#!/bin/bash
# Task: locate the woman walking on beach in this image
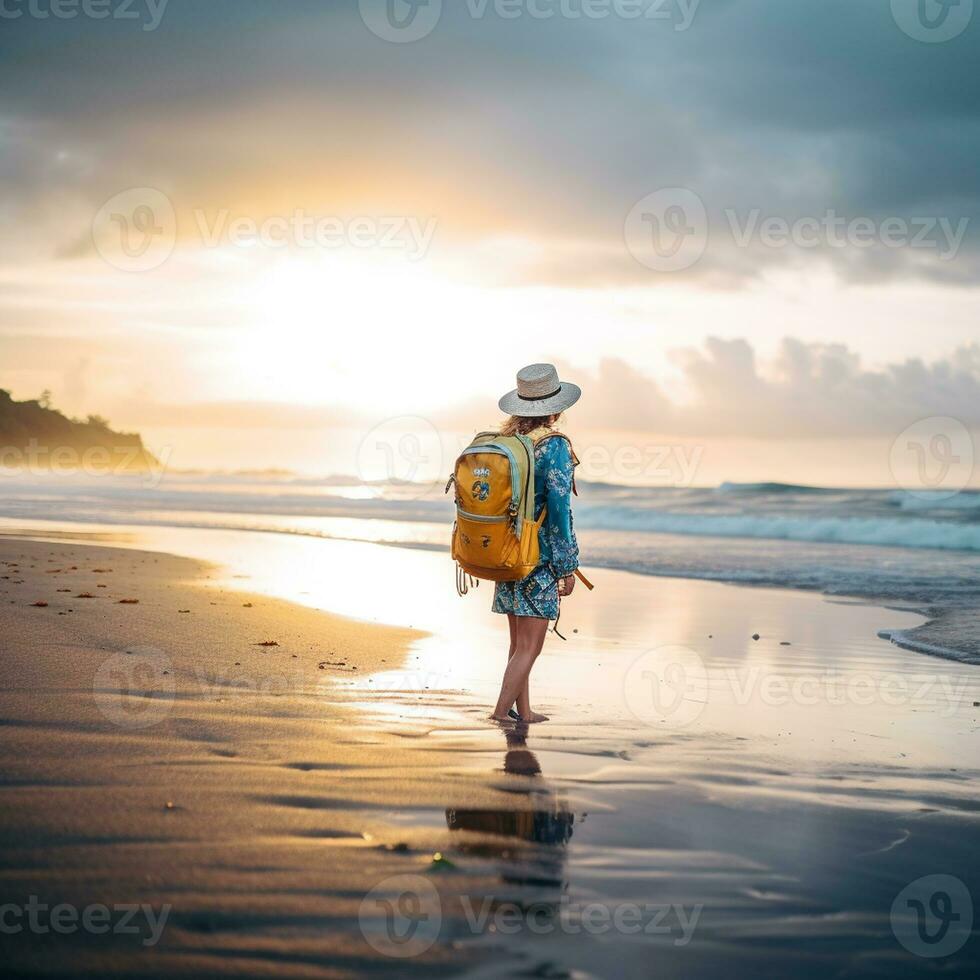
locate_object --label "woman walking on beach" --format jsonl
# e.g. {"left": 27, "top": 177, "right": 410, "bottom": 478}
{"left": 489, "top": 364, "right": 583, "bottom": 724}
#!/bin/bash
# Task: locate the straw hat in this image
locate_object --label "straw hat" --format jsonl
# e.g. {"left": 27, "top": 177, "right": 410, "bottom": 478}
{"left": 498, "top": 363, "right": 582, "bottom": 417}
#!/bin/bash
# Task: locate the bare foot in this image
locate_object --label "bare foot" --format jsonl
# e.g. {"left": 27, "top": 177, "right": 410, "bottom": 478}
{"left": 490, "top": 713, "right": 515, "bottom": 723}
{"left": 523, "top": 711, "right": 549, "bottom": 723}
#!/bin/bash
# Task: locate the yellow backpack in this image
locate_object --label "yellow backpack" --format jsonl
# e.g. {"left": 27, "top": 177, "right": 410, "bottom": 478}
{"left": 447, "top": 431, "right": 545, "bottom": 593}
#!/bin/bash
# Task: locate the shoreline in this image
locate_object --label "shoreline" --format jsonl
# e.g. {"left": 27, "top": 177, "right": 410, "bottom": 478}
{"left": 1, "top": 512, "right": 977, "bottom": 666}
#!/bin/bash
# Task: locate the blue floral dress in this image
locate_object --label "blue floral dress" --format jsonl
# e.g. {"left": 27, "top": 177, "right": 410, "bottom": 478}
{"left": 492, "top": 434, "right": 580, "bottom": 621}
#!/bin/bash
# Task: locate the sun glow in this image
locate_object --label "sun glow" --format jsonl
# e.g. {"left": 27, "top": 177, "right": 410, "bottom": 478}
{"left": 231, "top": 249, "right": 486, "bottom": 411}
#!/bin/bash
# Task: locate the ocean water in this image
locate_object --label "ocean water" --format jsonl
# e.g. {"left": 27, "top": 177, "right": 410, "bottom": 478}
{"left": 1, "top": 471, "right": 977, "bottom": 661}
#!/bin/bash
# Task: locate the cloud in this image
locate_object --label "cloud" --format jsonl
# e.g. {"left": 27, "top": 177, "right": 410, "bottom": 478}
{"left": 560, "top": 339, "right": 980, "bottom": 438}
{"left": 1, "top": 1, "right": 977, "bottom": 287}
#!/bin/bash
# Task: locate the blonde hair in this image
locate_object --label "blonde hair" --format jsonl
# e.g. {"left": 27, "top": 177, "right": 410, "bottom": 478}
{"left": 499, "top": 413, "right": 561, "bottom": 437}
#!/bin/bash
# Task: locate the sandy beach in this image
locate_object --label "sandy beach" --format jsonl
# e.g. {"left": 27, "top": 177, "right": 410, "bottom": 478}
{"left": 0, "top": 537, "right": 479, "bottom": 977}
{"left": 0, "top": 529, "right": 977, "bottom": 978}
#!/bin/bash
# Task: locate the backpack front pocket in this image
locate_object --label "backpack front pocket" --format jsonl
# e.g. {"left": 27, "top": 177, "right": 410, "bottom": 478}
{"left": 453, "top": 511, "right": 518, "bottom": 569}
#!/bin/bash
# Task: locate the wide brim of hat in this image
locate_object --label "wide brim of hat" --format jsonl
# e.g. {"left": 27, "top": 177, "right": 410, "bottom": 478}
{"left": 498, "top": 381, "right": 581, "bottom": 418}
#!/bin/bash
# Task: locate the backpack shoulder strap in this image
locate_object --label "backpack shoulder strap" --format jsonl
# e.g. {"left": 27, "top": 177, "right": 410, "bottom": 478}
{"left": 532, "top": 432, "right": 580, "bottom": 494}
{"left": 533, "top": 431, "right": 580, "bottom": 465}
{"left": 470, "top": 430, "right": 500, "bottom": 446}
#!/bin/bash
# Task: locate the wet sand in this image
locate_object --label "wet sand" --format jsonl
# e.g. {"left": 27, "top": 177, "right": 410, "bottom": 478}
{"left": 0, "top": 534, "right": 978, "bottom": 978}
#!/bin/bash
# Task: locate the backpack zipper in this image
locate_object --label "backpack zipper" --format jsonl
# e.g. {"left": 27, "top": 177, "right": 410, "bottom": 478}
{"left": 457, "top": 508, "right": 508, "bottom": 523}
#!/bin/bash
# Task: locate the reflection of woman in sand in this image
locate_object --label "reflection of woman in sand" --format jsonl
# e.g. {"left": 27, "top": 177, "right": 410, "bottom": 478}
{"left": 490, "top": 365, "right": 582, "bottom": 724}
{"left": 447, "top": 726, "right": 574, "bottom": 888}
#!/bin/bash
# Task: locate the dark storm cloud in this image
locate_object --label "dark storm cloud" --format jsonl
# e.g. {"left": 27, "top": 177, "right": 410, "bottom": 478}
{"left": 1, "top": 0, "right": 978, "bottom": 284}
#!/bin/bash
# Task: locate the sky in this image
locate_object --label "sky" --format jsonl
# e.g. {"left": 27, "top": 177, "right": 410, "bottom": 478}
{"left": 0, "top": 0, "right": 978, "bottom": 484}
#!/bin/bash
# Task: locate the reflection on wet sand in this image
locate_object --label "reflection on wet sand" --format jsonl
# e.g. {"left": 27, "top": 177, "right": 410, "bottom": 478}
{"left": 446, "top": 726, "right": 574, "bottom": 888}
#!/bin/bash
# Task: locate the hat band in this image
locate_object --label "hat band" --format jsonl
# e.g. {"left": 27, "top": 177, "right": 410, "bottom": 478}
{"left": 518, "top": 384, "right": 562, "bottom": 402}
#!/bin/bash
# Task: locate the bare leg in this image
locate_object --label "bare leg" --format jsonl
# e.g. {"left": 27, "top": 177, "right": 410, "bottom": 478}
{"left": 512, "top": 616, "right": 549, "bottom": 722}
{"left": 492, "top": 616, "right": 550, "bottom": 722}
{"left": 505, "top": 614, "right": 531, "bottom": 718}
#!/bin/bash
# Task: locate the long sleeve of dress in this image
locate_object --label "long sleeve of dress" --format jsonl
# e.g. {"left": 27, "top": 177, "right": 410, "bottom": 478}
{"left": 540, "top": 437, "right": 579, "bottom": 578}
